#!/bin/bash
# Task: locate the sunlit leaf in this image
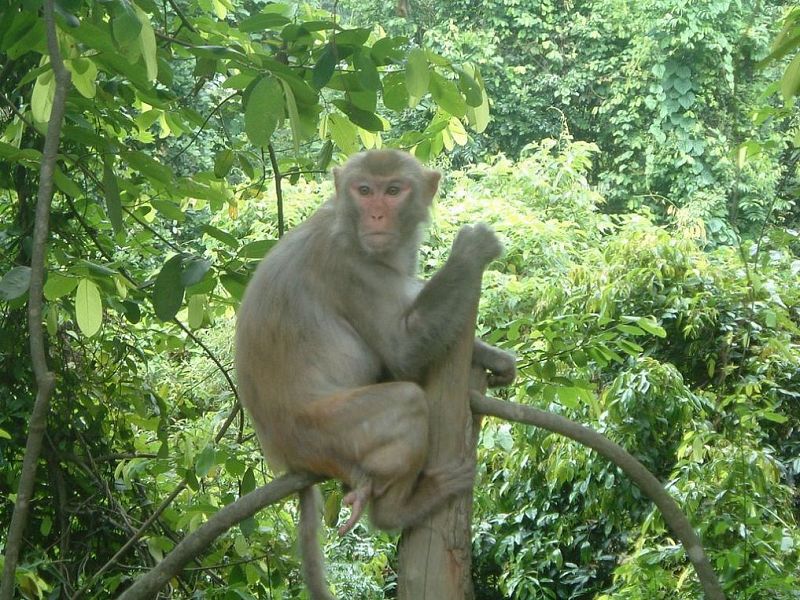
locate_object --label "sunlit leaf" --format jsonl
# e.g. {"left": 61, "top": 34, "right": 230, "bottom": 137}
{"left": 75, "top": 279, "right": 102, "bottom": 337}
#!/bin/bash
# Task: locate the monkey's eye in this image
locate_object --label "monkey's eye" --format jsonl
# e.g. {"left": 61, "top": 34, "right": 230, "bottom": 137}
{"left": 386, "top": 185, "right": 401, "bottom": 196}
{"left": 358, "top": 185, "right": 371, "bottom": 196}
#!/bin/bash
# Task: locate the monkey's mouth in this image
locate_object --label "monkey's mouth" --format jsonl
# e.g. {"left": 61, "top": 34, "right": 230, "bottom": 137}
{"left": 361, "top": 232, "right": 395, "bottom": 251}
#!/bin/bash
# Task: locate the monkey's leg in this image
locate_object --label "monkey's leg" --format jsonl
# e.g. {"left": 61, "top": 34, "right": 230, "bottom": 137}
{"left": 295, "top": 382, "right": 431, "bottom": 530}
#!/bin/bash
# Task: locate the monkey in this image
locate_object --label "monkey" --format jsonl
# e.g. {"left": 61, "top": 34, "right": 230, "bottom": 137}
{"left": 235, "top": 149, "right": 516, "bottom": 599}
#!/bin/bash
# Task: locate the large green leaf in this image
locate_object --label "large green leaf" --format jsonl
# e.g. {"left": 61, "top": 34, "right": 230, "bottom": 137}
{"left": 75, "top": 279, "right": 102, "bottom": 337}
{"left": 312, "top": 43, "right": 338, "bottom": 89}
{"left": 0, "top": 266, "right": 31, "bottom": 301}
{"left": 429, "top": 72, "right": 467, "bottom": 117}
{"left": 332, "top": 100, "right": 384, "bottom": 132}
{"left": 244, "top": 76, "right": 282, "bottom": 147}
{"left": 405, "top": 48, "right": 429, "bottom": 104}
{"left": 152, "top": 255, "right": 185, "bottom": 321}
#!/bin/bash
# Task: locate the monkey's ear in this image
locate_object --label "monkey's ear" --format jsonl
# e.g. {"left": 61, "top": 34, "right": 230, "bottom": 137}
{"left": 423, "top": 169, "right": 441, "bottom": 204}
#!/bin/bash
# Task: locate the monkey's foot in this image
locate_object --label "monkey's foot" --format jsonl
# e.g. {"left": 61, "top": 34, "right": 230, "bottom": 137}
{"left": 338, "top": 485, "right": 370, "bottom": 536}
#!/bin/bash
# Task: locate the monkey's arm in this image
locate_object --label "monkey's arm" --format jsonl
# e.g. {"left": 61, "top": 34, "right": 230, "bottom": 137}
{"left": 384, "top": 224, "right": 502, "bottom": 380}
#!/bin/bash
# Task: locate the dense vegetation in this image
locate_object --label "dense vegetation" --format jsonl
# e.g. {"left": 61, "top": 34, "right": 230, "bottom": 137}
{"left": 1, "top": 0, "right": 798, "bottom": 598}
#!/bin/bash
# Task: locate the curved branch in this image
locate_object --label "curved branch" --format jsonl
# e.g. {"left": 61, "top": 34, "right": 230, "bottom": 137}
{"left": 116, "top": 473, "right": 321, "bottom": 600}
{"left": 0, "top": 2, "right": 71, "bottom": 598}
{"left": 471, "top": 394, "right": 726, "bottom": 600}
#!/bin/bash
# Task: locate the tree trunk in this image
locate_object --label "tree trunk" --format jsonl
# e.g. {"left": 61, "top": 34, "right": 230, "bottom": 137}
{"left": 396, "top": 304, "right": 485, "bottom": 599}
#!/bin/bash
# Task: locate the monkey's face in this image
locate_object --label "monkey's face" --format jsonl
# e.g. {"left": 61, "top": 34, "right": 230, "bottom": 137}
{"left": 349, "top": 177, "right": 413, "bottom": 253}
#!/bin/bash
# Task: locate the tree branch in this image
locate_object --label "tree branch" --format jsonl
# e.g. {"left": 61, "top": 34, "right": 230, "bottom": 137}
{"left": 116, "top": 473, "right": 321, "bottom": 600}
{"left": 0, "top": 2, "right": 71, "bottom": 598}
{"left": 471, "top": 394, "right": 726, "bottom": 600}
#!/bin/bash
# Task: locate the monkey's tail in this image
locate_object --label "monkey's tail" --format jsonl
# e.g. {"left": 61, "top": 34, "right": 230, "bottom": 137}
{"left": 299, "top": 485, "right": 335, "bottom": 600}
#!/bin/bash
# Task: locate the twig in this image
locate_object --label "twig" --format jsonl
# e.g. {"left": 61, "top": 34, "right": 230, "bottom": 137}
{"left": 116, "top": 473, "right": 321, "bottom": 600}
{"left": 165, "top": 0, "right": 197, "bottom": 33}
{"left": 267, "top": 143, "right": 285, "bottom": 237}
{"left": 471, "top": 394, "right": 726, "bottom": 600}
{"left": 0, "top": 3, "right": 71, "bottom": 598}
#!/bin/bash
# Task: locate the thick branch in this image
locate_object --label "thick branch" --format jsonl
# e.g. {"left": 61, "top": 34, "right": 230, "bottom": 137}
{"left": 0, "top": 3, "right": 71, "bottom": 598}
{"left": 116, "top": 473, "right": 320, "bottom": 600}
{"left": 471, "top": 394, "right": 726, "bottom": 600}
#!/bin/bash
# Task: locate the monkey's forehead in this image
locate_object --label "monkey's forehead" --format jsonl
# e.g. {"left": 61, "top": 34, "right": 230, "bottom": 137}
{"left": 345, "top": 149, "right": 426, "bottom": 176}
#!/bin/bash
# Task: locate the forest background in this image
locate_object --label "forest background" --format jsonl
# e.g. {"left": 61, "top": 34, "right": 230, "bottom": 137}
{"left": 1, "top": 0, "right": 799, "bottom": 598}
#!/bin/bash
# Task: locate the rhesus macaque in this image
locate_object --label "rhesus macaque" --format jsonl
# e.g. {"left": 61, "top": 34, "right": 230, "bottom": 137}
{"left": 235, "top": 149, "right": 515, "bottom": 599}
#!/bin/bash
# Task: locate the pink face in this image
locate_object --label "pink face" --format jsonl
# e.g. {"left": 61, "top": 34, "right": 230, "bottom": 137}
{"left": 350, "top": 178, "right": 412, "bottom": 251}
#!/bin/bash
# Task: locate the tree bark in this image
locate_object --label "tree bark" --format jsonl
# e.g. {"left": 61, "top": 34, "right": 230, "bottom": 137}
{"left": 396, "top": 304, "right": 482, "bottom": 599}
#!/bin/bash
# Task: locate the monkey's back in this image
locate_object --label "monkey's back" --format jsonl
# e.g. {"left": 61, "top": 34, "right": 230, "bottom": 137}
{"left": 235, "top": 205, "right": 382, "bottom": 469}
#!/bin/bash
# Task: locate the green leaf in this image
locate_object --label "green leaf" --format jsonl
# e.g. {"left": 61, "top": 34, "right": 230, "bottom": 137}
{"left": 112, "top": 1, "right": 142, "bottom": 49}
{"left": 75, "top": 279, "right": 102, "bottom": 337}
{"left": 334, "top": 28, "right": 371, "bottom": 47}
{"left": 316, "top": 139, "right": 334, "bottom": 171}
{"left": 354, "top": 51, "right": 380, "bottom": 90}
{"left": 151, "top": 200, "right": 185, "bottom": 222}
{"left": 31, "top": 68, "right": 55, "bottom": 124}
{"left": 239, "top": 13, "right": 291, "bottom": 33}
{"left": 187, "top": 294, "right": 205, "bottom": 329}
{"left": 244, "top": 76, "right": 282, "bottom": 147}
{"left": 781, "top": 53, "right": 800, "bottom": 99}
{"left": 202, "top": 225, "right": 239, "bottom": 248}
{"left": 616, "top": 324, "right": 646, "bottom": 336}
{"left": 635, "top": 317, "right": 667, "bottom": 338}
{"left": 122, "top": 150, "right": 174, "bottom": 185}
{"left": 213, "top": 149, "right": 235, "bottom": 178}
{"left": 239, "top": 239, "right": 277, "bottom": 259}
{"left": 280, "top": 79, "right": 302, "bottom": 153}
{"left": 152, "top": 255, "right": 185, "bottom": 321}
{"left": 44, "top": 273, "right": 79, "bottom": 300}
{"left": 456, "top": 67, "right": 483, "bottom": 107}
{"left": 65, "top": 57, "right": 98, "bottom": 99}
{"left": 195, "top": 446, "right": 217, "bottom": 478}
{"left": 429, "top": 72, "right": 467, "bottom": 117}
{"left": 760, "top": 411, "right": 788, "bottom": 424}
{"left": 0, "top": 266, "right": 31, "bottom": 301}
{"left": 312, "top": 43, "right": 338, "bottom": 89}
{"left": 134, "top": 5, "right": 157, "bottom": 81}
{"left": 241, "top": 468, "right": 256, "bottom": 495}
{"left": 333, "top": 100, "right": 384, "bottom": 132}
{"left": 382, "top": 71, "right": 409, "bottom": 111}
{"left": 370, "top": 36, "right": 407, "bottom": 65}
{"left": 405, "top": 48, "right": 429, "bottom": 104}
{"left": 0, "top": 428, "right": 11, "bottom": 440}
{"left": 324, "top": 490, "right": 342, "bottom": 528}
{"left": 102, "top": 155, "right": 124, "bottom": 235}
{"left": 180, "top": 256, "right": 212, "bottom": 286}
{"left": 327, "top": 113, "right": 359, "bottom": 154}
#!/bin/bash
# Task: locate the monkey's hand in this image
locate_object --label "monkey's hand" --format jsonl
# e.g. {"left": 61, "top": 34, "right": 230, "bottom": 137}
{"left": 451, "top": 223, "right": 503, "bottom": 268}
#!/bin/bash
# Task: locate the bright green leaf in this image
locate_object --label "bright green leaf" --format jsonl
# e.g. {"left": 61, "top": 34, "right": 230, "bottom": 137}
{"left": 405, "top": 48, "right": 429, "bottom": 104}
{"left": 75, "top": 279, "right": 102, "bottom": 337}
